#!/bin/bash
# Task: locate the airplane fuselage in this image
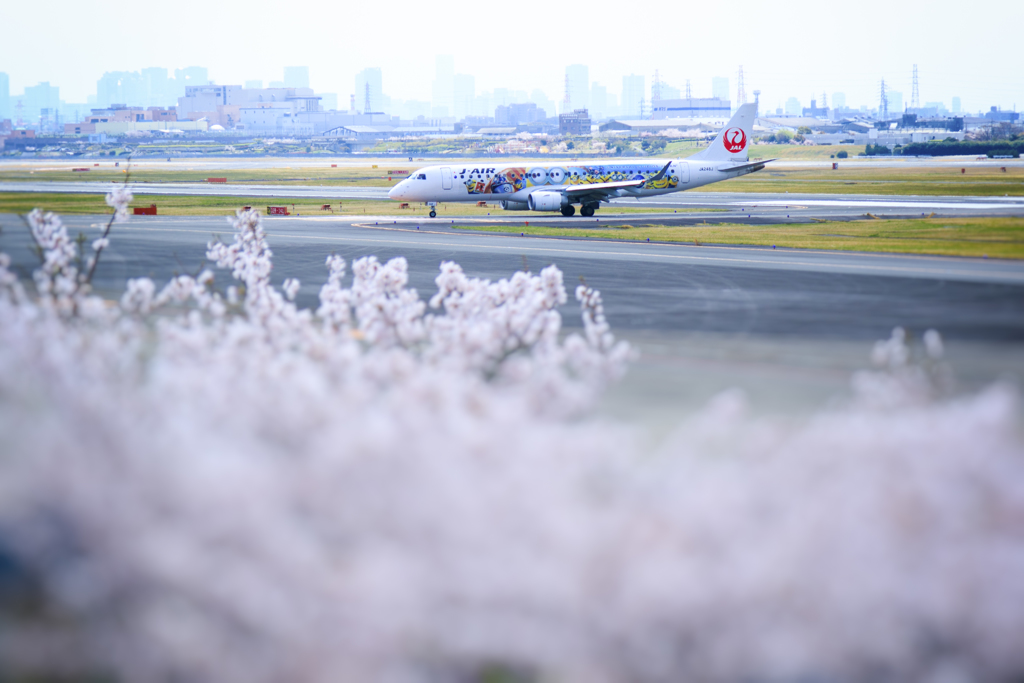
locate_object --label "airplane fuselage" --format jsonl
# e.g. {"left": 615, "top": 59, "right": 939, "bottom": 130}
{"left": 389, "top": 104, "right": 765, "bottom": 215}
{"left": 388, "top": 158, "right": 756, "bottom": 207}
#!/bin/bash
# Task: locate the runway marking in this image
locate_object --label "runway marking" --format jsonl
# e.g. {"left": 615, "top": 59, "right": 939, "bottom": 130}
{"left": 105, "top": 221, "right": 1024, "bottom": 284}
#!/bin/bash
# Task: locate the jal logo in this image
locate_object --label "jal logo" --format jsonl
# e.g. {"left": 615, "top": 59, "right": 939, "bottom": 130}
{"left": 722, "top": 128, "right": 746, "bottom": 153}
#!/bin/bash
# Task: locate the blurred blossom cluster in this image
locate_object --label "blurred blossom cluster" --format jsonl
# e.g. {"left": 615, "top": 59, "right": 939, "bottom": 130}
{"left": 0, "top": 207, "right": 1023, "bottom": 682}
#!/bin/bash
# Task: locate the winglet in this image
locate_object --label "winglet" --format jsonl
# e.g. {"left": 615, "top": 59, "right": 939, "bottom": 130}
{"left": 650, "top": 160, "right": 673, "bottom": 181}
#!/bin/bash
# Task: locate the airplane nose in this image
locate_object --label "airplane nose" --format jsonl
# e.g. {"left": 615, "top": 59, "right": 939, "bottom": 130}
{"left": 388, "top": 185, "right": 399, "bottom": 199}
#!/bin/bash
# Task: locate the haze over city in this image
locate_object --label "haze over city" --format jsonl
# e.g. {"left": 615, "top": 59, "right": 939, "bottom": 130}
{"left": 1, "top": 0, "right": 1021, "bottom": 116}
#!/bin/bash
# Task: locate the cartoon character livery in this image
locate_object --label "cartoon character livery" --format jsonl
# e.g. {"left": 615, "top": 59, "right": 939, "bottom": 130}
{"left": 389, "top": 103, "right": 768, "bottom": 218}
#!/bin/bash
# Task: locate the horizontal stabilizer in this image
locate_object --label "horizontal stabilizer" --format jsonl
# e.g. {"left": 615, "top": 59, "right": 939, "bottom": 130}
{"left": 717, "top": 159, "right": 775, "bottom": 174}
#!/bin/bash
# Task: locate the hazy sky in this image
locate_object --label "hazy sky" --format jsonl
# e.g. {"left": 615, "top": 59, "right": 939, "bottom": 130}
{"left": 2, "top": 0, "right": 1021, "bottom": 113}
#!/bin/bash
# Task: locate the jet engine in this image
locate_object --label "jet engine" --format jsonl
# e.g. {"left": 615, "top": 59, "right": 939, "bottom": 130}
{"left": 527, "top": 191, "right": 566, "bottom": 212}
{"left": 500, "top": 200, "right": 529, "bottom": 211}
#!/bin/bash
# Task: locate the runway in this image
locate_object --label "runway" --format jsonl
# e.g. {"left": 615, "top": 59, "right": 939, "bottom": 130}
{"left": 3, "top": 181, "right": 1023, "bottom": 224}
{"left": 0, "top": 180, "right": 390, "bottom": 201}
{"left": 3, "top": 213, "right": 1022, "bottom": 342}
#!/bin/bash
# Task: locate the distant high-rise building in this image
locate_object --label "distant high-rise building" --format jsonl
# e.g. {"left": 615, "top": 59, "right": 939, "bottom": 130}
{"left": 565, "top": 64, "right": 589, "bottom": 112}
{"left": 284, "top": 66, "right": 310, "bottom": 89}
{"left": 887, "top": 90, "right": 903, "bottom": 114}
{"left": 462, "top": 90, "right": 488, "bottom": 119}
{"left": 785, "top": 97, "right": 801, "bottom": 116}
{"left": 0, "top": 72, "right": 9, "bottom": 120}
{"left": 355, "top": 67, "right": 383, "bottom": 112}
{"left": 621, "top": 74, "right": 645, "bottom": 118}
{"left": 432, "top": 54, "right": 454, "bottom": 118}
{"left": 590, "top": 82, "right": 608, "bottom": 120}
{"left": 23, "top": 82, "right": 61, "bottom": 124}
{"left": 245, "top": 80, "right": 263, "bottom": 90}
{"left": 97, "top": 71, "right": 146, "bottom": 107}
{"left": 832, "top": 92, "right": 846, "bottom": 110}
{"left": 453, "top": 73, "right": 475, "bottom": 120}
{"left": 952, "top": 96, "right": 961, "bottom": 113}
{"left": 712, "top": 76, "right": 729, "bottom": 101}
{"left": 495, "top": 102, "right": 546, "bottom": 126}
{"left": 269, "top": 81, "right": 285, "bottom": 89}
{"left": 139, "top": 67, "right": 171, "bottom": 106}
{"left": 530, "top": 89, "right": 555, "bottom": 120}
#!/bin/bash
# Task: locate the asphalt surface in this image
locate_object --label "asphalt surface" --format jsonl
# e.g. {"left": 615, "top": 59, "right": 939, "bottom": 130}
{"left": 3, "top": 213, "right": 1022, "bottom": 342}
{"left": 3, "top": 181, "right": 1023, "bottom": 225}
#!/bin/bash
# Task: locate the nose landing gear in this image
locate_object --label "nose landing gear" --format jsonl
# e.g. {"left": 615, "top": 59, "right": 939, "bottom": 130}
{"left": 429, "top": 209, "right": 437, "bottom": 218}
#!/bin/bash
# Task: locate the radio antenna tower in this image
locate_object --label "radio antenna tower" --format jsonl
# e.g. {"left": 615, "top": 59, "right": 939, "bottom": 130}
{"left": 737, "top": 65, "right": 746, "bottom": 105}
{"left": 911, "top": 64, "right": 920, "bottom": 109}
{"left": 652, "top": 69, "right": 662, "bottom": 103}
{"left": 879, "top": 79, "right": 888, "bottom": 120}
{"left": 685, "top": 79, "right": 692, "bottom": 99}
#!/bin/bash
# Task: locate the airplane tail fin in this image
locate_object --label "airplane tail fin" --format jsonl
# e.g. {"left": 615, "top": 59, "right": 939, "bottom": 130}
{"left": 691, "top": 102, "right": 757, "bottom": 162}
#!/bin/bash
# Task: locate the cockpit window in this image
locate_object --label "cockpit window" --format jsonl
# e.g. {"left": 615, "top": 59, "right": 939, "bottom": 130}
{"left": 415, "top": 173, "right": 427, "bottom": 180}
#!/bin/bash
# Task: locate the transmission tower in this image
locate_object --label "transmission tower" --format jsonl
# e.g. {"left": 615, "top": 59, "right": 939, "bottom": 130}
{"left": 911, "top": 64, "right": 920, "bottom": 109}
{"left": 821, "top": 91, "right": 828, "bottom": 109}
{"left": 364, "top": 82, "right": 371, "bottom": 113}
{"left": 563, "top": 74, "right": 571, "bottom": 109}
{"left": 14, "top": 99, "right": 24, "bottom": 126}
{"left": 685, "top": 79, "right": 692, "bottom": 99}
{"left": 879, "top": 79, "right": 888, "bottom": 120}
{"left": 737, "top": 65, "right": 746, "bottom": 105}
{"left": 652, "top": 69, "right": 662, "bottom": 103}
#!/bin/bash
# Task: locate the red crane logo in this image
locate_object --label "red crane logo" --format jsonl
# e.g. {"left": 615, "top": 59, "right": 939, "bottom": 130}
{"left": 722, "top": 127, "right": 747, "bottom": 153}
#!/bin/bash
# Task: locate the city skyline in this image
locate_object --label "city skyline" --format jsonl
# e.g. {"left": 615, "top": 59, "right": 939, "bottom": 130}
{"left": 0, "top": 59, "right": 1007, "bottom": 126}
{"left": 0, "top": 0, "right": 1020, "bottom": 116}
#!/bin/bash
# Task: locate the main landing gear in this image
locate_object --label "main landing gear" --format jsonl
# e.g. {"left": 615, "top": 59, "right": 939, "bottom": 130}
{"left": 563, "top": 203, "right": 598, "bottom": 217}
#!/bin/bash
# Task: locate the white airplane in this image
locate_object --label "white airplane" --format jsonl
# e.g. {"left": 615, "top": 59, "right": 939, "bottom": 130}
{"left": 388, "top": 103, "right": 769, "bottom": 217}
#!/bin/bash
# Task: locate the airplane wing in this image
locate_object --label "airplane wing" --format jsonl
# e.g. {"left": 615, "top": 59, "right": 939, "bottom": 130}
{"left": 565, "top": 160, "right": 675, "bottom": 201}
{"left": 565, "top": 178, "right": 646, "bottom": 197}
